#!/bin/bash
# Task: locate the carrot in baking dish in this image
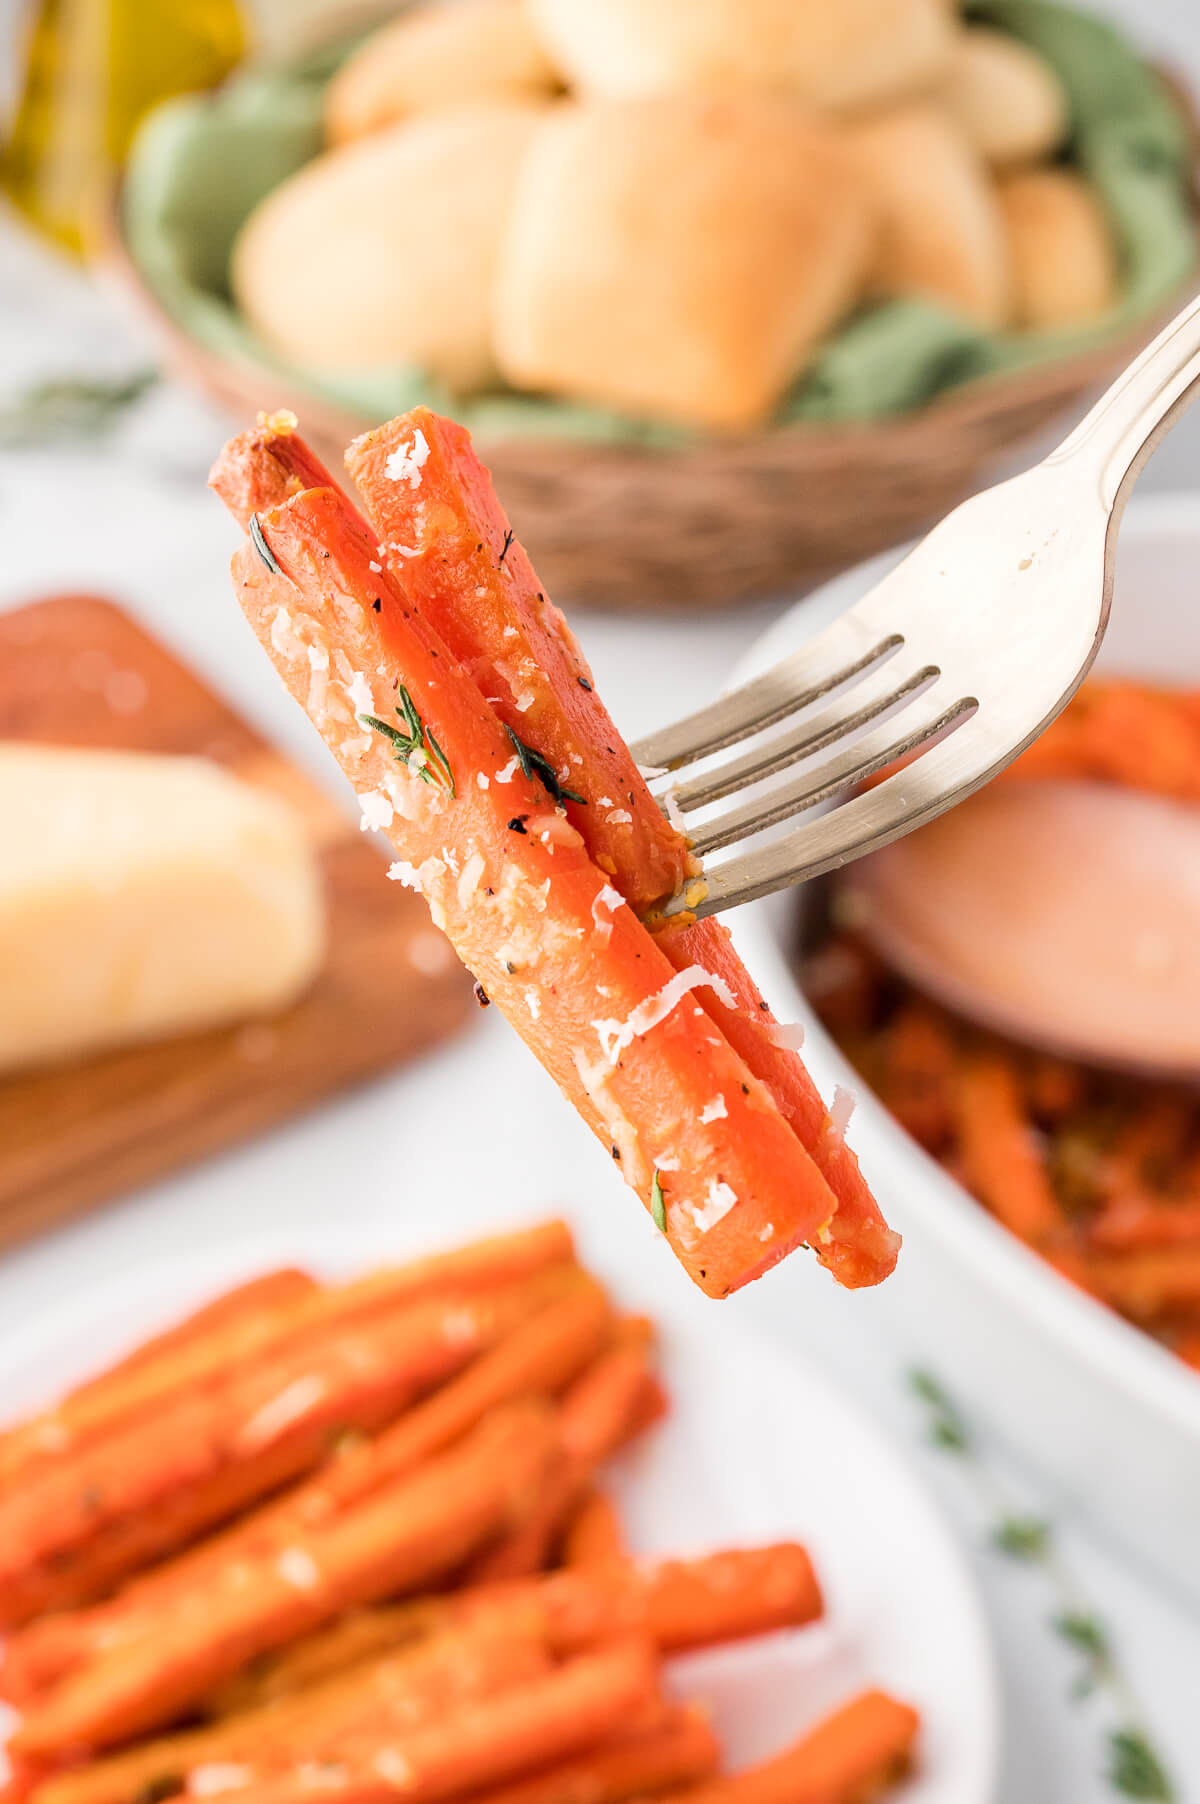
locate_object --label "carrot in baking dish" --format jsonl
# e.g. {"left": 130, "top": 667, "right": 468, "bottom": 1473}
{"left": 345, "top": 410, "right": 897, "bottom": 1289}
{"left": 210, "top": 426, "right": 868, "bottom": 1300}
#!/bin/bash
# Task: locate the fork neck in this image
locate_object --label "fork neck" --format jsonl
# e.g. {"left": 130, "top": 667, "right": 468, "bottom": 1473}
{"left": 1046, "top": 289, "right": 1200, "bottom": 515}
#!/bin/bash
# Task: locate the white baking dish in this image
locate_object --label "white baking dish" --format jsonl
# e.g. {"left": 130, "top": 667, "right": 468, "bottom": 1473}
{"left": 732, "top": 494, "right": 1200, "bottom": 1605}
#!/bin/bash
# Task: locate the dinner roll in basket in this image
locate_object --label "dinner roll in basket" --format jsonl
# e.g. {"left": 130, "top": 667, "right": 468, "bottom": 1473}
{"left": 998, "top": 168, "right": 1119, "bottom": 327}
{"left": 848, "top": 101, "right": 1013, "bottom": 327}
{"left": 527, "top": 0, "right": 957, "bottom": 111}
{"left": 942, "top": 25, "right": 1070, "bottom": 168}
{"left": 325, "top": 0, "right": 559, "bottom": 145}
{"left": 233, "top": 103, "right": 545, "bottom": 391}
{"left": 492, "top": 93, "right": 875, "bottom": 431}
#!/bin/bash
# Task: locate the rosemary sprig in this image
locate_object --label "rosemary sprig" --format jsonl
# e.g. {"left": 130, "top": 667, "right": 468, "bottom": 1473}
{"left": 363, "top": 687, "right": 455, "bottom": 796}
{"left": 650, "top": 1172, "right": 667, "bottom": 1233}
{"left": 908, "top": 1367, "right": 1176, "bottom": 1801}
{"left": 249, "top": 513, "right": 284, "bottom": 576}
{"left": 992, "top": 1515, "right": 1052, "bottom": 1561}
{"left": 0, "top": 368, "right": 158, "bottom": 447}
{"left": 1109, "top": 1729, "right": 1175, "bottom": 1800}
{"left": 504, "top": 725, "right": 586, "bottom": 807}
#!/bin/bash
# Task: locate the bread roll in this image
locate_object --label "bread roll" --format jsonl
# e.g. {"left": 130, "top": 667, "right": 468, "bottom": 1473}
{"left": 233, "top": 104, "right": 544, "bottom": 391}
{"left": 492, "top": 93, "right": 874, "bottom": 430}
{"left": 0, "top": 746, "right": 323, "bottom": 1074}
{"left": 847, "top": 102, "right": 1012, "bottom": 326}
{"left": 326, "top": 0, "right": 559, "bottom": 145}
{"left": 942, "top": 26, "right": 1069, "bottom": 167}
{"left": 527, "top": 0, "right": 956, "bottom": 112}
{"left": 998, "top": 168, "right": 1118, "bottom": 328}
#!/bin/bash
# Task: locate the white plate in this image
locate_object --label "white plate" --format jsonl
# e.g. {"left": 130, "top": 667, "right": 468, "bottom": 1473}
{"left": 0, "top": 1217, "right": 997, "bottom": 1804}
{"left": 731, "top": 493, "right": 1200, "bottom": 1607}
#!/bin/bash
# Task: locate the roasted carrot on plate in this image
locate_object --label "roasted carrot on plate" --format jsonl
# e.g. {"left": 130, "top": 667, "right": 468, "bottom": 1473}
{"left": 209, "top": 412, "right": 897, "bottom": 1297}
{"left": 0, "top": 1229, "right": 918, "bottom": 1804}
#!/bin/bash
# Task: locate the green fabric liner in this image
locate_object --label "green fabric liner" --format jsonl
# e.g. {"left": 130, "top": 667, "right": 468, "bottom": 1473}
{"left": 122, "top": 0, "right": 1196, "bottom": 442}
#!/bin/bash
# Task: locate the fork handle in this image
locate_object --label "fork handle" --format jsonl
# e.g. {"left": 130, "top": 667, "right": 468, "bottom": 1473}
{"left": 1047, "top": 288, "right": 1200, "bottom": 512}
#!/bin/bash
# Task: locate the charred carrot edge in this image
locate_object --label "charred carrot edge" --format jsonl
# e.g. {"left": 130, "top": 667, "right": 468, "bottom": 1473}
{"left": 345, "top": 412, "right": 896, "bottom": 1292}
{"left": 11, "top": 1405, "right": 561, "bottom": 1757}
{"left": 953, "top": 1052, "right": 1065, "bottom": 1247}
{"left": 0, "top": 1224, "right": 573, "bottom": 1492}
{"left": 2, "top": 1282, "right": 609, "bottom": 1699}
{"left": 561, "top": 1491, "right": 627, "bottom": 1569}
{"left": 671, "top": 1689, "right": 919, "bottom": 1804}
{"left": 200, "top": 1640, "right": 661, "bottom": 1804}
{"left": 344, "top": 410, "right": 695, "bottom": 915}
{"left": 210, "top": 432, "right": 851, "bottom": 1299}
{"left": 0, "top": 1286, "right": 534, "bottom": 1614}
{"left": 432, "top": 1706, "right": 719, "bottom": 1804}
{"left": 26, "top": 1630, "right": 552, "bottom": 1804}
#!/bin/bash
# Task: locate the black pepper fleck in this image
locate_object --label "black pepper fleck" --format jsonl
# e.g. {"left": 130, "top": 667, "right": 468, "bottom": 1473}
{"left": 578, "top": 676, "right": 593, "bottom": 692}
{"left": 473, "top": 982, "right": 490, "bottom": 1008}
{"left": 611, "top": 1145, "right": 621, "bottom": 1161}
{"left": 371, "top": 599, "right": 381, "bottom": 612}
{"left": 507, "top": 816, "right": 528, "bottom": 834}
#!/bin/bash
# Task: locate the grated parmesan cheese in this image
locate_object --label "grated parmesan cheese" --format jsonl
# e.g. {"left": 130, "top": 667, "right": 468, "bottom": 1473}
{"left": 369, "top": 560, "right": 382, "bottom": 574}
{"left": 238, "top": 1375, "right": 327, "bottom": 1451}
{"left": 765, "top": 1020, "right": 806, "bottom": 1052}
{"left": 188, "top": 1766, "right": 253, "bottom": 1797}
{"left": 374, "top": 1751, "right": 413, "bottom": 1788}
{"left": 457, "top": 852, "right": 485, "bottom": 908}
{"left": 525, "top": 988, "right": 541, "bottom": 1021}
{"left": 606, "top": 809, "right": 633, "bottom": 826}
{"left": 593, "top": 966, "right": 738, "bottom": 1065}
{"left": 358, "top": 791, "right": 394, "bottom": 833}
{"left": 384, "top": 428, "right": 430, "bottom": 489}
{"left": 387, "top": 861, "right": 421, "bottom": 889}
{"left": 276, "top": 1547, "right": 321, "bottom": 1591}
{"left": 827, "top": 1085, "right": 856, "bottom": 1138}
{"left": 495, "top": 756, "right": 521, "bottom": 783}
{"left": 686, "top": 1179, "right": 738, "bottom": 1235}
{"left": 477, "top": 772, "right": 490, "bottom": 790}
{"left": 699, "top": 1094, "right": 727, "bottom": 1124}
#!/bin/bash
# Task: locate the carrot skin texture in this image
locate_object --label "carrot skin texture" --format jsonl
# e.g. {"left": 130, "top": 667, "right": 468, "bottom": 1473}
{"left": 346, "top": 410, "right": 693, "bottom": 913}
{"left": 218, "top": 473, "right": 839, "bottom": 1297}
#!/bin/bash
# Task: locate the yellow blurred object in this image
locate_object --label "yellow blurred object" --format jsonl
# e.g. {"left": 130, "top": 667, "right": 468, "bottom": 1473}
{"left": 1, "top": 0, "right": 246, "bottom": 255}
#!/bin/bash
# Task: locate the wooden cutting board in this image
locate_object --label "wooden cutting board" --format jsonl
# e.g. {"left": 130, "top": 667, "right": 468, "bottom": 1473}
{"left": 0, "top": 594, "right": 474, "bottom": 1252}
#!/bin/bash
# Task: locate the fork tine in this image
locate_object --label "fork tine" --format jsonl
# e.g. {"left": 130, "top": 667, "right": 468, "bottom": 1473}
{"left": 686, "top": 693, "right": 973, "bottom": 856}
{"left": 669, "top": 658, "right": 940, "bottom": 812}
{"left": 683, "top": 730, "right": 988, "bottom": 916}
{"left": 630, "top": 612, "right": 900, "bottom": 771}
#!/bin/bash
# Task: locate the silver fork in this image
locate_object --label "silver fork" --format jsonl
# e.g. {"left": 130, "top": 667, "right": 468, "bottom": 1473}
{"left": 633, "top": 291, "right": 1200, "bottom": 919}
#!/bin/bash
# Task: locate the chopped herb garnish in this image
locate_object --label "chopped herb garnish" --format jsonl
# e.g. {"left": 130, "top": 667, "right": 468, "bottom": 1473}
{"left": 508, "top": 816, "right": 528, "bottom": 834}
{"left": 249, "top": 512, "right": 284, "bottom": 576}
{"left": 650, "top": 1171, "right": 667, "bottom": 1232}
{"left": 908, "top": 1368, "right": 970, "bottom": 1453}
{"left": 498, "top": 528, "right": 514, "bottom": 567}
{"left": 362, "top": 686, "right": 455, "bottom": 795}
{"left": 1053, "top": 1611, "right": 1112, "bottom": 1697}
{"left": 504, "top": 725, "right": 586, "bottom": 806}
{"left": 1109, "top": 1729, "right": 1175, "bottom": 1800}
{"left": 993, "top": 1515, "right": 1052, "bottom": 1561}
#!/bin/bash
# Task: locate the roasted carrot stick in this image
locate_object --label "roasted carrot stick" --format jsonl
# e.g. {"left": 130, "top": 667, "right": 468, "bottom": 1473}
{"left": 670, "top": 1689, "right": 919, "bottom": 1804}
{"left": 466, "top": 1706, "right": 719, "bottom": 1804}
{"left": 198, "top": 1541, "right": 821, "bottom": 1728}
{"left": 0, "top": 1224, "right": 572, "bottom": 1491}
{"left": 11, "top": 1405, "right": 561, "bottom": 1756}
{"left": 1006, "top": 680, "right": 1200, "bottom": 800}
{"left": 27, "top": 1630, "right": 551, "bottom": 1804}
{"left": 201, "top": 1641, "right": 661, "bottom": 1804}
{"left": 3, "top": 1282, "right": 609, "bottom": 1699}
{"left": 210, "top": 433, "right": 854, "bottom": 1298}
{"left": 344, "top": 411, "right": 695, "bottom": 915}
{"left": 0, "top": 1287, "right": 526, "bottom": 1610}
{"left": 201, "top": 1605, "right": 438, "bottom": 1718}
{"left": 1079, "top": 1248, "right": 1200, "bottom": 1319}
{"left": 954, "top": 1051, "right": 1064, "bottom": 1246}
{"left": 561, "top": 1491, "right": 628, "bottom": 1569}
{"left": 345, "top": 411, "right": 896, "bottom": 1291}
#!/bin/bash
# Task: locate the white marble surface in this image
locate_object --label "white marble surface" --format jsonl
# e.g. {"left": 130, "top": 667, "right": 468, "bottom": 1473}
{"left": 2, "top": 6, "right": 1200, "bottom": 1783}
